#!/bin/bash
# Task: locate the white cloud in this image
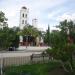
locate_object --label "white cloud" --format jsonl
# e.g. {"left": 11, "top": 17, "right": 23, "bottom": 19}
{"left": 57, "top": 13, "right": 75, "bottom": 21}
{"left": 48, "top": 9, "right": 63, "bottom": 19}
{"left": 0, "top": 0, "right": 68, "bottom": 30}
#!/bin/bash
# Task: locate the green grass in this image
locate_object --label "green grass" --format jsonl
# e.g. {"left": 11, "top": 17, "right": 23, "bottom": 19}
{"left": 4, "top": 61, "right": 60, "bottom": 75}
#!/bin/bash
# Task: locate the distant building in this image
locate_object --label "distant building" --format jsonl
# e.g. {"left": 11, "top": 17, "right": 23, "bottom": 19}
{"left": 52, "top": 30, "right": 59, "bottom": 33}
{"left": 32, "top": 18, "right": 38, "bottom": 28}
{"left": 32, "top": 19, "right": 44, "bottom": 46}
{"left": 19, "top": 6, "right": 44, "bottom": 46}
{"left": 38, "top": 28, "right": 43, "bottom": 31}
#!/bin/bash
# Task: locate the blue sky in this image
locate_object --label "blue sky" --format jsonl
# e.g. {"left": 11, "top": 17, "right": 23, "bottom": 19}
{"left": 0, "top": 0, "right": 75, "bottom": 31}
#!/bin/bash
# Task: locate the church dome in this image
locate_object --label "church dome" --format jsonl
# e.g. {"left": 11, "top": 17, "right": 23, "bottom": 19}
{"left": 22, "top": 6, "right": 27, "bottom": 9}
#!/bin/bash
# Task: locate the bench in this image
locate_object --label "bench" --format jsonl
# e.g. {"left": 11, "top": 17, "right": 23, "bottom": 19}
{"left": 30, "top": 53, "right": 51, "bottom": 63}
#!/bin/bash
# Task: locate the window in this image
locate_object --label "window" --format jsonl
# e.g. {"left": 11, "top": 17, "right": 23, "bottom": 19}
{"left": 22, "top": 13, "right": 24, "bottom": 17}
{"left": 25, "top": 20, "right": 27, "bottom": 24}
{"left": 25, "top": 14, "right": 27, "bottom": 18}
{"left": 22, "top": 20, "right": 24, "bottom": 24}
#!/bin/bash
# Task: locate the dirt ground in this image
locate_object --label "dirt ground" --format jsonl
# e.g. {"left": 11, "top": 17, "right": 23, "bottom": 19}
{"left": 49, "top": 67, "right": 66, "bottom": 75}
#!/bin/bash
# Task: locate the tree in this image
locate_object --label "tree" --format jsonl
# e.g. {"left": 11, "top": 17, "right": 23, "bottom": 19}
{"left": 11, "top": 27, "right": 20, "bottom": 48}
{"left": 57, "top": 20, "right": 75, "bottom": 43}
{"left": 19, "top": 25, "right": 41, "bottom": 46}
{"left": 46, "top": 20, "right": 75, "bottom": 73}
{"left": 0, "top": 26, "right": 19, "bottom": 50}
{"left": 0, "top": 11, "right": 19, "bottom": 50}
{"left": 0, "top": 11, "right": 8, "bottom": 28}
{"left": 44, "top": 25, "right": 50, "bottom": 46}
{"left": 0, "top": 11, "right": 7, "bottom": 22}
{"left": 0, "top": 27, "right": 19, "bottom": 50}
{"left": 22, "top": 25, "right": 39, "bottom": 37}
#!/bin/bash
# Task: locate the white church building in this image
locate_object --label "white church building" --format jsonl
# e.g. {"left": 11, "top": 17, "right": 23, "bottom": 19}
{"left": 19, "top": 6, "right": 44, "bottom": 46}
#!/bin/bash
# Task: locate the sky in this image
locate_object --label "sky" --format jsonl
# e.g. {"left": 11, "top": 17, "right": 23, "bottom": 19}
{"left": 0, "top": 0, "right": 75, "bottom": 31}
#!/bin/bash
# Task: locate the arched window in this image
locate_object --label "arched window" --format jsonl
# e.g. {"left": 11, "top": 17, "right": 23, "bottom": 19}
{"left": 22, "top": 20, "right": 24, "bottom": 24}
{"left": 25, "top": 14, "right": 27, "bottom": 18}
{"left": 22, "top": 13, "right": 24, "bottom": 17}
{"left": 25, "top": 20, "right": 27, "bottom": 24}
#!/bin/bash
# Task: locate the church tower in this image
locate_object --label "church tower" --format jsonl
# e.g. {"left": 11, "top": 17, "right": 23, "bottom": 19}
{"left": 19, "top": 6, "right": 28, "bottom": 46}
{"left": 32, "top": 18, "right": 38, "bottom": 28}
{"left": 19, "top": 6, "right": 28, "bottom": 30}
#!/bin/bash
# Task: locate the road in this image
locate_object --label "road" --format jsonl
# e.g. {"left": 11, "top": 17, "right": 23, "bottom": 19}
{"left": 0, "top": 46, "right": 50, "bottom": 58}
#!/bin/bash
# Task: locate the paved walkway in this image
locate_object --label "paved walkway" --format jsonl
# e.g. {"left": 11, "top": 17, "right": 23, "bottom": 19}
{"left": 0, "top": 51, "right": 42, "bottom": 58}
{"left": 17, "top": 46, "right": 50, "bottom": 51}
{"left": 0, "top": 46, "right": 50, "bottom": 57}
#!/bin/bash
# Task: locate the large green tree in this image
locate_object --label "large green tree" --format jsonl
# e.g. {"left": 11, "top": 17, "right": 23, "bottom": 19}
{"left": 0, "top": 11, "right": 19, "bottom": 50}
{"left": 22, "top": 25, "right": 40, "bottom": 37}
{"left": 47, "top": 20, "right": 75, "bottom": 73}
{"left": 0, "top": 27, "right": 19, "bottom": 50}
{"left": 57, "top": 20, "right": 75, "bottom": 43}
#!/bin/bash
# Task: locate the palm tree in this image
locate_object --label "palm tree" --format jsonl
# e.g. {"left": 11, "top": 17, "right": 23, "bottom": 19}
{"left": 21, "top": 25, "right": 40, "bottom": 46}
{"left": 22, "top": 25, "right": 39, "bottom": 37}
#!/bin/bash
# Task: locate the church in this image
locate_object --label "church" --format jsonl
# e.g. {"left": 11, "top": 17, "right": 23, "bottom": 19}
{"left": 19, "top": 6, "right": 44, "bottom": 46}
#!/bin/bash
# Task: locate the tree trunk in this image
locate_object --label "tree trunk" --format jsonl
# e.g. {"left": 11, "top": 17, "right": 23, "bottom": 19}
{"left": 69, "top": 53, "right": 73, "bottom": 72}
{"left": 60, "top": 61, "right": 69, "bottom": 72}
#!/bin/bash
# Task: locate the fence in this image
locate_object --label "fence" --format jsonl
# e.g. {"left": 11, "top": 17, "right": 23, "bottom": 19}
{"left": 0, "top": 53, "right": 51, "bottom": 75}
{"left": 0, "top": 54, "right": 50, "bottom": 67}
{"left": 1, "top": 56, "right": 30, "bottom": 67}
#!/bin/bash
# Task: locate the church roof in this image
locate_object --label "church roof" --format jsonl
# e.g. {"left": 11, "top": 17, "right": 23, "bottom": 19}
{"left": 22, "top": 6, "right": 27, "bottom": 9}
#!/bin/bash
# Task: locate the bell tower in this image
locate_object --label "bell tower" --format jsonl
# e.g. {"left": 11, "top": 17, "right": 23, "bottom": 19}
{"left": 32, "top": 18, "right": 38, "bottom": 28}
{"left": 19, "top": 6, "right": 28, "bottom": 46}
{"left": 19, "top": 6, "right": 28, "bottom": 30}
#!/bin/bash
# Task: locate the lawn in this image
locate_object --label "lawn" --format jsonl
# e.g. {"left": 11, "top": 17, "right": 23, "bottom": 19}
{"left": 4, "top": 60, "right": 75, "bottom": 75}
{"left": 4, "top": 61, "right": 61, "bottom": 75}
